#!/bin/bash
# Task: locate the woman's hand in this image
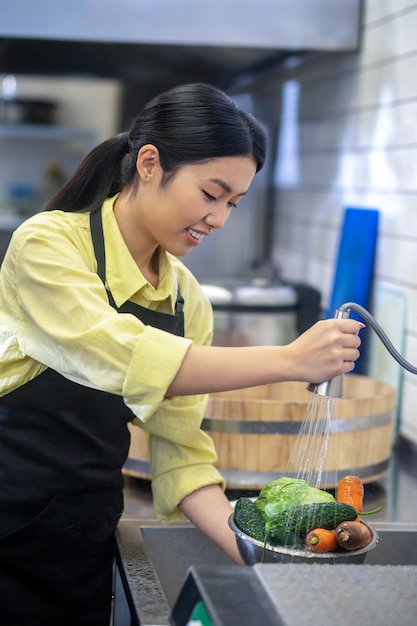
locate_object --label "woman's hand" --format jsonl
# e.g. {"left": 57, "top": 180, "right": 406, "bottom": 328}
{"left": 282, "top": 318, "right": 364, "bottom": 384}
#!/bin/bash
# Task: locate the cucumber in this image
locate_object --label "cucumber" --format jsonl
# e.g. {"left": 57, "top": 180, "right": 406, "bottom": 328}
{"left": 266, "top": 502, "right": 357, "bottom": 546}
{"left": 234, "top": 497, "right": 266, "bottom": 542}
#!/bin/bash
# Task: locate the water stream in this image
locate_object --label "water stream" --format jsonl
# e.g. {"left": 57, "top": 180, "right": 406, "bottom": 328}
{"left": 286, "top": 394, "right": 337, "bottom": 488}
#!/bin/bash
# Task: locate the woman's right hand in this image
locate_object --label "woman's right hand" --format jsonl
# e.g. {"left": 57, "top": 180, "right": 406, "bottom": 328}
{"left": 283, "top": 318, "right": 364, "bottom": 384}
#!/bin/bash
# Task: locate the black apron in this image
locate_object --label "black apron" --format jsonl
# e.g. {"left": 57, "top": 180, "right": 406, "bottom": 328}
{"left": 0, "top": 208, "right": 184, "bottom": 625}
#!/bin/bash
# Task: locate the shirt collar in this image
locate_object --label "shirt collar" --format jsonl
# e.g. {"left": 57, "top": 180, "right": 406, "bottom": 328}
{"left": 101, "top": 196, "right": 178, "bottom": 310}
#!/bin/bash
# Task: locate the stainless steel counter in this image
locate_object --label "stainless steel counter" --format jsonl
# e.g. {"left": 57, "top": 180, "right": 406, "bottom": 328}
{"left": 114, "top": 521, "right": 170, "bottom": 625}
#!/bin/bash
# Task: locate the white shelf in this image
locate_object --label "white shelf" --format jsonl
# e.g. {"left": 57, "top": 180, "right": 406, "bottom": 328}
{"left": 0, "top": 124, "right": 96, "bottom": 229}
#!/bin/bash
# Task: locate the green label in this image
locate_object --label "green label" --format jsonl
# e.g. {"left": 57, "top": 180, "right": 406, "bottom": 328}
{"left": 187, "top": 600, "right": 213, "bottom": 626}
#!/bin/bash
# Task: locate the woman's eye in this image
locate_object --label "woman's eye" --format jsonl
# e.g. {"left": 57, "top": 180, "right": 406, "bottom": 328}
{"left": 203, "top": 190, "right": 236, "bottom": 209}
{"left": 203, "top": 190, "right": 216, "bottom": 201}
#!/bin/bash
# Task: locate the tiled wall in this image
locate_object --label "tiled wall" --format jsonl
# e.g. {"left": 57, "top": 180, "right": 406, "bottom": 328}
{"left": 246, "top": 0, "right": 417, "bottom": 444}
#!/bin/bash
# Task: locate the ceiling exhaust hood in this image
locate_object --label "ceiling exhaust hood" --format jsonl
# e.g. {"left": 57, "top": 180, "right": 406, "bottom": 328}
{"left": 0, "top": 0, "right": 362, "bottom": 90}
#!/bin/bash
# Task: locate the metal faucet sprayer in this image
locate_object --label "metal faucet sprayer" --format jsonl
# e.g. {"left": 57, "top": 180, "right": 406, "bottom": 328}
{"left": 307, "top": 302, "right": 417, "bottom": 398}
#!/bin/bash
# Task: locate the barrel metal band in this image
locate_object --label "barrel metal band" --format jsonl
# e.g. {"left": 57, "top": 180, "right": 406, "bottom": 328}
{"left": 201, "top": 410, "right": 393, "bottom": 435}
{"left": 218, "top": 459, "right": 390, "bottom": 488}
{"left": 123, "top": 457, "right": 390, "bottom": 489}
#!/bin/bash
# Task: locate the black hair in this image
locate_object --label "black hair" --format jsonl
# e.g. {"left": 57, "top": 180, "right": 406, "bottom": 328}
{"left": 44, "top": 83, "right": 267, "bottom": 213}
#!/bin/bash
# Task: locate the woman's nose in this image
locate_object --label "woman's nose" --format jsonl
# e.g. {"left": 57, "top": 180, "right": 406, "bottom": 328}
{"left": 205, "top": 205, "right": 230, "bottom": 230}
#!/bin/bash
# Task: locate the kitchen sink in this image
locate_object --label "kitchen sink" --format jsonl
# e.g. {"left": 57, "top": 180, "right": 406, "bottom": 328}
{"left": 114, "top": 520, "right": 417, "bottom": 626}
{"left": 139, "top": 523, "right": 234, "bottom": 607}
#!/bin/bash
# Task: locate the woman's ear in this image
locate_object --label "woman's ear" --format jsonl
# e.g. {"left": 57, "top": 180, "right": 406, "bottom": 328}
{"left": 136, "top": 144, "right": 160, "bottom": 181}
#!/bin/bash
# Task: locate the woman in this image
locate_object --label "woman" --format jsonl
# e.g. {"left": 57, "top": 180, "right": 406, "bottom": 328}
{"left": 0, "top": 83, "right": 362, "bottom": 624}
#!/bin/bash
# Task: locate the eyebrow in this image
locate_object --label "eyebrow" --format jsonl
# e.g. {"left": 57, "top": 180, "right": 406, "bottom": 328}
{"left": 208, "top": 178, "right": 247, "bottom": 197}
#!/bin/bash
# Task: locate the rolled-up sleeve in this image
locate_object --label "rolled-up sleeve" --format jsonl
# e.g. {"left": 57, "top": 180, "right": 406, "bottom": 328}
{"left": 138, "top": 394, "right": 226, "bottom": 521}
{"left": 123, "top": 326, "right": 192, "bottom": 422}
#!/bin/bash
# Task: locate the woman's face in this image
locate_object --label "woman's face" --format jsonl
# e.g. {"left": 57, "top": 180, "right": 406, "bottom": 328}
{"left": 138, "top": 154, "right": 257, "bottom": 257}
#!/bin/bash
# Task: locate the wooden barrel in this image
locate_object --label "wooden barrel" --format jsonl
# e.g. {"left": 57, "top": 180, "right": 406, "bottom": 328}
{"left": 123, "top": 375, "right": 396, "bottom": 490}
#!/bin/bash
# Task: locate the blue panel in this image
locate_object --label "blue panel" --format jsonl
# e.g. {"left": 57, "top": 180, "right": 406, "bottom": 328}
{"left": 328, "top": 207, "right": 379, "bottom": 318}
{"left": 327, "top": 207, "right": 379, "bottom": 375}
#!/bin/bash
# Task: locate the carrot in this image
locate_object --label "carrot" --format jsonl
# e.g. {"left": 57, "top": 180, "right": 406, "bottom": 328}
{"left": 335, "top": 521, "right": 372, "bottom": 551}
{"left": 306, "top": 528, "right": 338, "bottom": 553}
{"left": 336, "top": 475, "right": 364, "bottom": 521}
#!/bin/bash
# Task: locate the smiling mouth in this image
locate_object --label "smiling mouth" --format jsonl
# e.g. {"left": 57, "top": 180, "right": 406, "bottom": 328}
{"left": 186, "top": 227, "right": 205, "bottom": 241}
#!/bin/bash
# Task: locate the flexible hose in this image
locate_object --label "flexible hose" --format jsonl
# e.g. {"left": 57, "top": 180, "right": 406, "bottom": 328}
{"left": 338, "top": 302, "right": 417, "bottom": 375}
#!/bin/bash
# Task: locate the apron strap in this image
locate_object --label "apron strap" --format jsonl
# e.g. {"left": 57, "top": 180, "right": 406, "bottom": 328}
{"left": 90, "top": 208, "right": 106, "bottom": 284}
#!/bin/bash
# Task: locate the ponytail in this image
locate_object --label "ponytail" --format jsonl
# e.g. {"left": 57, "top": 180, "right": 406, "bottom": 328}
{"left": 44, "top": 133, "right": 130, "bottom": 212}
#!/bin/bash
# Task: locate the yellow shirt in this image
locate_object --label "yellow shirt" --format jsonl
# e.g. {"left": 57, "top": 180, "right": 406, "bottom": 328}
{"left": 0, "top": 195, "right": 225, "bottom": 520}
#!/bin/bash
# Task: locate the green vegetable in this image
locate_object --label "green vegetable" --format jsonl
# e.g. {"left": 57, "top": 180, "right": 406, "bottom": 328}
{"left": 255, "top": 477, "right": 335, "bottom": 520}
{"left": 266, "top": 502, "right": 357, "bottom": 546}
{"left": 234, "top": 497, "right": 266, "bottom": 542}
